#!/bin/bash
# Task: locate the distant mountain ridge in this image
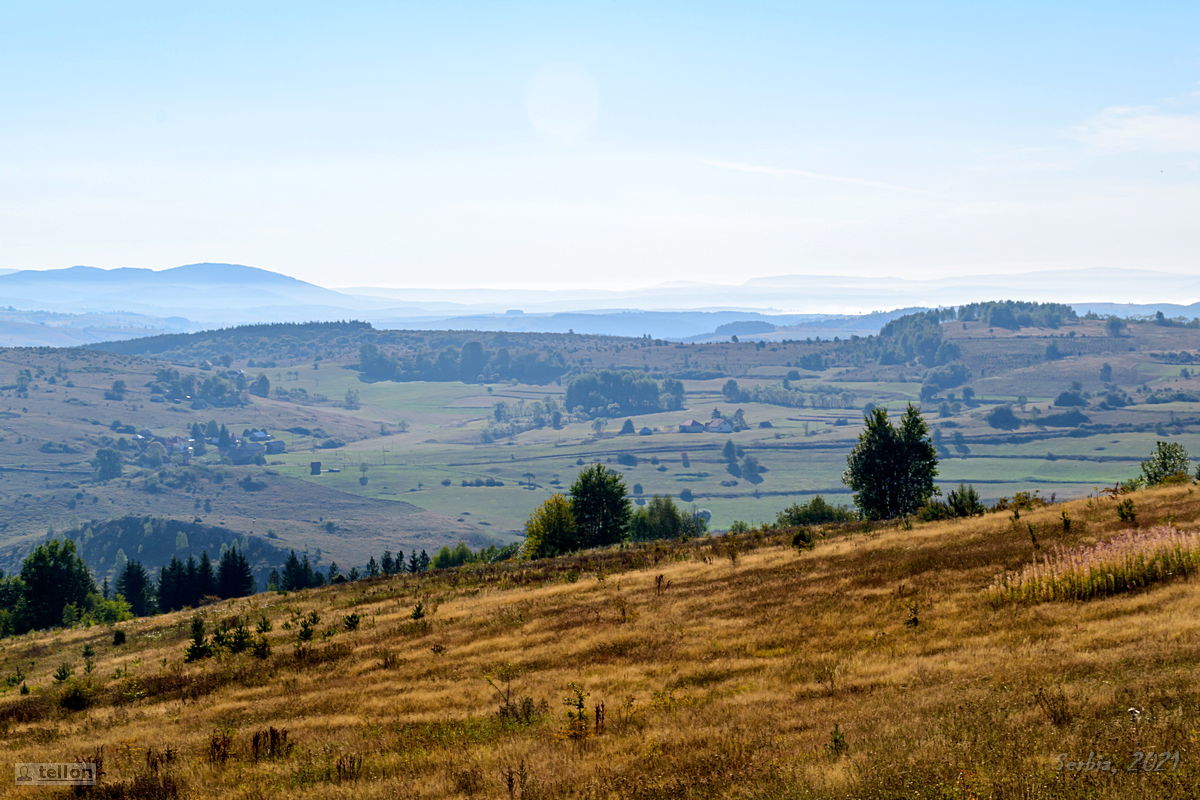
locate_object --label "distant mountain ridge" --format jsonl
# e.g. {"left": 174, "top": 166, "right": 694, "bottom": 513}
{"left": 3, "top": 262, "right": 1200, "bottom": 347}
{"left": 0, "top": 262, "right": 354, "bottom": 315}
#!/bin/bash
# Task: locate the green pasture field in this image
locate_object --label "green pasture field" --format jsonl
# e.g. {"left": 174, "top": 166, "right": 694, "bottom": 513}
{"left": 260, "top": 372, "right": 1172, "bottom": 536}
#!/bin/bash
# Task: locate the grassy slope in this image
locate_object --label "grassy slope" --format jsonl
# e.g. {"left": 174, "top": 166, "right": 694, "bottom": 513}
{"left": 3, "top": 486, "right": 1200, "bottom": 798}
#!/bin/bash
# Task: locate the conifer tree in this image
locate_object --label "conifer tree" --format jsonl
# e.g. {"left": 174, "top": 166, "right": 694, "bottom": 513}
{"left": 216, "top": 548, "right": 255, "bottom": 598}
{"left": 116, "top": 559, "right": 156, "bottom": 616}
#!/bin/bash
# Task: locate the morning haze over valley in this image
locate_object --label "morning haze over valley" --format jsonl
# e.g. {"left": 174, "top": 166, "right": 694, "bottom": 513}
{"left": 2, "top": 3, "right": 1200, "bottom": 799}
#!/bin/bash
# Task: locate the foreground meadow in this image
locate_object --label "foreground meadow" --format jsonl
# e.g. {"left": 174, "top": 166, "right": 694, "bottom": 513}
{"left": 4, "top": 486, "right": 1200, "bottom": 798}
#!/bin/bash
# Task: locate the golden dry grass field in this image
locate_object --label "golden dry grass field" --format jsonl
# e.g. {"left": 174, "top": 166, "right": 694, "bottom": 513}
{"left": 4, "top": 486, "right": 1200, "bottom": 798}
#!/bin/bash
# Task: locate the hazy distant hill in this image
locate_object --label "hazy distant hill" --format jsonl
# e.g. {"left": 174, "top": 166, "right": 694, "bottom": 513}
{"left": 4, "top": 262, "right": 1200, "bottom": 346}
{"left": 0, "top": 262, "right": 362, "bottom": 319}
{"left": 1072, "top": 301, "right": 1200, "bottom": 319}
{"left": 372, "top": 309, "right": 917, "bottom": 341}
{"left": 0, "top": 308, "right": 198, "bottom": 347}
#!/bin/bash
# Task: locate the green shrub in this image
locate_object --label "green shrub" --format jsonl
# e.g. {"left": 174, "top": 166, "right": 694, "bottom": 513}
{"left": 775, "top": 495, "right": 856, "bottom": 526}
{"left": 791, "top": 528, "right": 816, "bottom": 551}
{"left": 58, "top": 679, "right": 93, "bottom": 711}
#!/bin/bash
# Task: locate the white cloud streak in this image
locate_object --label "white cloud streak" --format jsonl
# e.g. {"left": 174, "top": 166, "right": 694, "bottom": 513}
{"left": 699, "top": 159, "right": 934, "bottom": 195}
{"left": 1071, "top": 105, "right": 1200, "bottom": 154}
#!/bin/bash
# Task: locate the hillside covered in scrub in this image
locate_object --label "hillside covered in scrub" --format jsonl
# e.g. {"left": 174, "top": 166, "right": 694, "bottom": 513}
{"left": 2, "top": 484, "right": 1200, "bottom": 798}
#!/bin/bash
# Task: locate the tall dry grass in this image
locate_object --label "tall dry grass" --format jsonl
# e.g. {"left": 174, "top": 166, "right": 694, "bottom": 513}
{"left": 990, "top": 525, "right": 1200, "bottom": 604}
{"left": 0, "top": 486, "right": 1199, "bottom": 798}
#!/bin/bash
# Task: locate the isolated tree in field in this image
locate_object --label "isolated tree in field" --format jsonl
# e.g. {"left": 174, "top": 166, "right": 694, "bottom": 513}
{"left": 91, "top": 447, "right": 123, "bottom": 481}
{"left": 250, "top": 374, "right": 270, "bottom": 397}
{"left": 522, "top": 494, "right": 577, "bottom": 558}
{"left": 1106, "top": 317, "right": 1126, "bottom": 337}
{"left": 570, "top": 464, "right": 631, "bottom": 548}
{"left": 843, "top": 405, "right": 939, "bottom": 520}
{"left": 985, "top": 405, "right": 1022, "bottom": 430}
{"left": 116, "top": 560, "right": 156, "bottom": 616}
{"left": 1140, "top": 441, "right": 1192, "bottom": 486}
{"left": 17, "top": 539, "right": 95, "bottom": 631}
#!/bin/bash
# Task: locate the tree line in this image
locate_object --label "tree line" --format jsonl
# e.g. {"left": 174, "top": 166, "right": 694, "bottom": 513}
{"left": 358, "top": 341, "right": 567, "bottom": 385}
{"left": 0, "top": 540, "right": 253, "bottom": 636}
{"left": 523, "top": 464, "right": 707, "bottom": 558}
{"left": 565, "top": 370, "right": 684, "bottom": 417}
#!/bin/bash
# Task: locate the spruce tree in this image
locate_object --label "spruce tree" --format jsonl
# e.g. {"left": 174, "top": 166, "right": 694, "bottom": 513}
{"left": 183, "top": 556, "right": 199, "bottom": 606}
{"left": 16, "top": 539, "right": 95, "bottom": 632}
{"left": 216, "top": 548, "right": 255, "bottom": 598}
{"left": 116, "top": 560, "right": 156, "bottom": 616}
{"left": 197, "top": 552, "right": 216, "bottom": 599}
{"left": 281, "top": 551, "right": 304, "bottom": 590}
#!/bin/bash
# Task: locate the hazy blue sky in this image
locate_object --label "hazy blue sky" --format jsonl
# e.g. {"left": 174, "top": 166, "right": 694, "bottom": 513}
{"left": 2, "top": 1, "right": 1198, "bottom": 288}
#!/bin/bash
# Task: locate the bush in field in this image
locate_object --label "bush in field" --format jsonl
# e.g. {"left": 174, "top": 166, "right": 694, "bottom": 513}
{"left": 984, "top": 405, "right": 1022, "bottom": 431}
{"left": 628, "top": 495, "right": 706, "bottom": 541}
{"left": 919, "top": 484, "right": 986, "bottom": 521}
{"left": 774, "top": 496, "right": 856, "bottom": 526}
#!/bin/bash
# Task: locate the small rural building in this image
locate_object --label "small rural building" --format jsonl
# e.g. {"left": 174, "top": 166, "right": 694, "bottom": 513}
{"left": 706, "top": 419, "right": 734, "bottom": 433}
{"left": 678, "top": 419, "right": 706, "bottom": 433}
{"left": 265, "top": 440, "right": 286, "bottom": 454}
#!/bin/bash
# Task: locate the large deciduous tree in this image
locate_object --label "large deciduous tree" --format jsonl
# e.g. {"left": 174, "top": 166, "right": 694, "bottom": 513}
{"left": 569, "top": 464, "right": 631, "bottom": 549}
{"left": 843, "top": 404, "right": 938, "bottom": 520}
{"left": 522, "top": 494, "right": 577, "bottom": 559}
{"left": 91, "top": 447, "right": 123, "bottom": 481}
{"left": 1140, "top": 441, "right": 1191, "bottom": 486}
